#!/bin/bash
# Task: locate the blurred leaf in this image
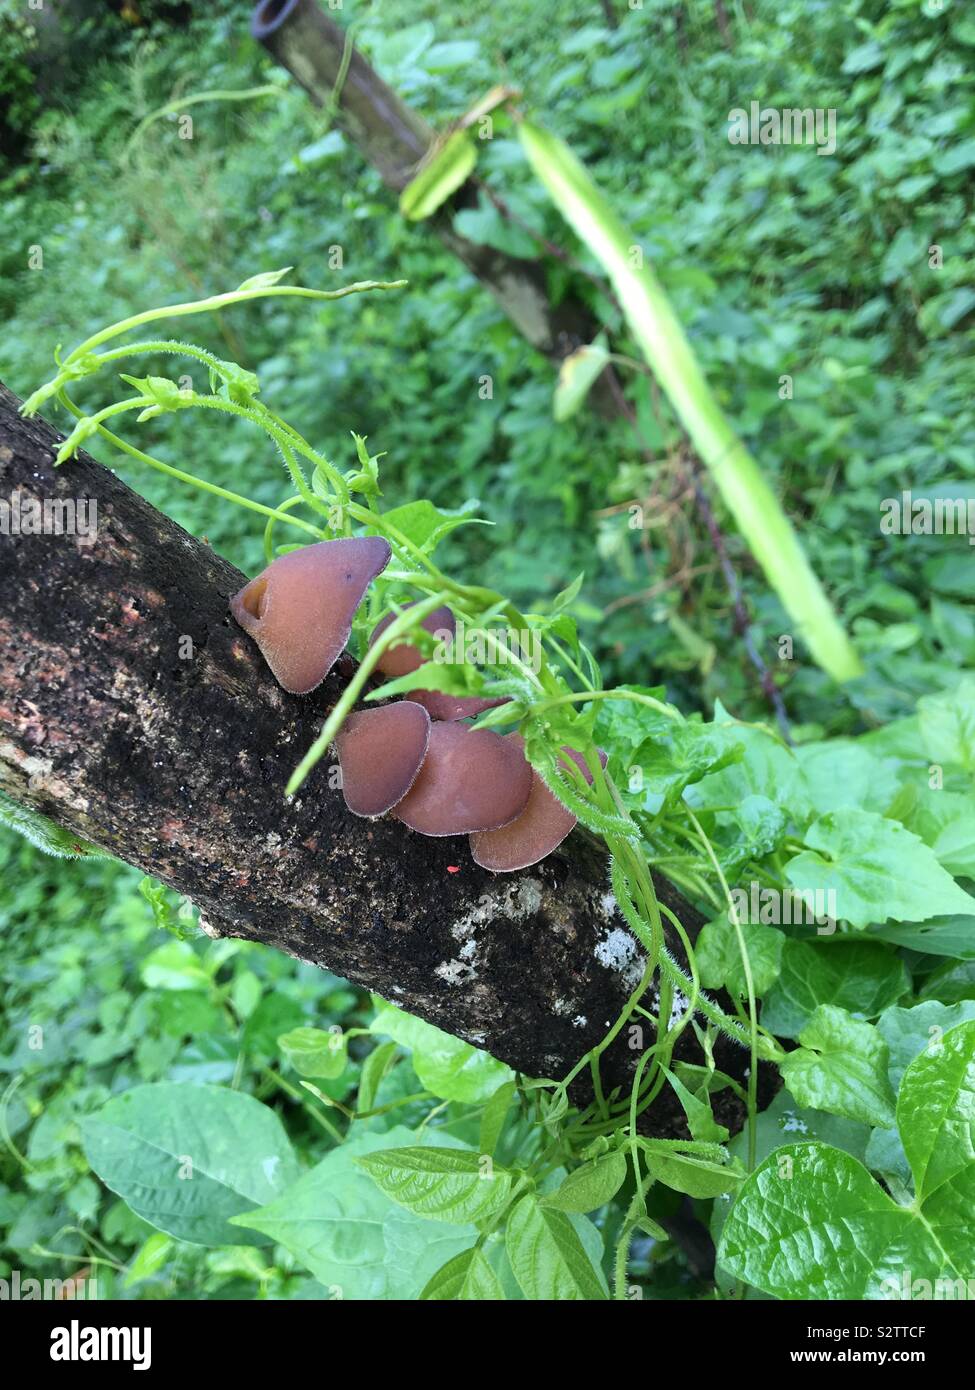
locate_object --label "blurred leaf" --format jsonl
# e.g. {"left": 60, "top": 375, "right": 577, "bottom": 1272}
{"left": 400, "top": 131, "right": 477, "bottom": 221}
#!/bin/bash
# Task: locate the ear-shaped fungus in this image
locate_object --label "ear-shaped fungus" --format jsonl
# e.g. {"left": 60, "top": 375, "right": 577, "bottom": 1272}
{"left": 369, "top": 605, "right": 509, "bottom": 721}
{"left": 470, "top": 741, "right": 605, "bottom": 872}
{"left": 335, "top": 701, "right": 431, "bottom": 817}
{"left": 392, "top": 722, "right": 533, "bottom": 836}
{"left": 230, "top": 537, "right": 390, "bottom": 694}
{"left": 410, "top": 690, "right": 509, "bottom": 721}
{"left": 369, "top": 603, "right": 455, "bottom": 677}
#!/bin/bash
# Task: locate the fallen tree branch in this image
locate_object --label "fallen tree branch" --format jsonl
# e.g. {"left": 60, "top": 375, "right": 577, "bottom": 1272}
{"left": 251, "top": 0, "right": 595, "bottom": 362}
{"left": 0, "top": 382, "right": 775, "bottom": 1135}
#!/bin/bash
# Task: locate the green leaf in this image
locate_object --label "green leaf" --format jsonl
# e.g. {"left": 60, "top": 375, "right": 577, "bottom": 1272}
{"left": 420, "top": 1246, "right": 505, "bottom": 1300}
{"left": 842, "top": 39, "right": 884, "bottom": 73}
{"left": 690, "top": 707, "right": 808, "bottom": 818}
{"left": 232, "top": 1127, "right": 475, "bottom": 1299}
{"left": 664, "top": 1067, "right": 728, "bottom": 1142}
{"left": 869, "top": 915, "right": 975, "bottom": 960}
{"left": 375, "top": 498, "right": 487, "bottom": 553}
{"left": 635, "top": 722, "right": 744, "bottom": 805}
{"left": 139, "top": 940, "right": 211, "bottom": 992}
{"left": 358, "top": 1042, "right": 398, "bottom": 1113}
{"left": 237, "top": 267, "right": 293, "bottom": 290}
{"left": 553, "top": 335, "right": 609, "bottom": 421}
{"left": 505, "top": 1195, "right": 607, "bottom": 1300}
{"left": 81, "top": 1083, "right": 299, "bottom": 1246}
{"left": 720, "top": 1023, "right": 975, "bottom": 1299}
{"left": 400, "top": 130, "right": 477, "bottom": 220}
{"left": 921, "top": 955, "right": 975, "bottom": 1005}
{"left": 759, "top": 938, "right": 910, "bottom": 1038}
{"left": 917, "top": 680, "right": 975, "bottom": 773}
{"left": 780, "top": 1006, "right": 896, "bottom": 1128}
{"left": 721, "top": 795, "right": 789, "bottom": 874}
{"left": 878, "top": 1001, "right": 975, "bottom": 1092}
{"left": 277, "top": 1026, "right": 348, "bottom": 1079}
{"left": 366, "top": 657, "right": 485, "bottom": 703}
{"left": 696, "top": 916, "right": 783, "bottom": 998}
{"left": 898, "top": 1020, "right": 975, "bottom": 1202}
{"left": 479, "top": 1080, "right": 517, "bottom": 1157}
{"left": 795, "top": 740, "right": 900, "bottom": 817}
{"left": 355, "top": 1146, "right": 515, "bottom": 1224}
{"left": 0, "top": 789, "right": 107, "bottom": 859}
{"left": 540, "top": 1152, "right": 626, "bottom": 1212}
{"left": 123, "top": 1232, "right": 173, "bottom": 1288}
{"left": 644, "top": 1150, "right": 745, "bottom": 1199}
{"left": 550, "top": 571, "right": 585, "bottom": 613}
{"left": 719, "top": 1142, "right": 914, "bottom": 1299}
{"left": 370, "top": 1000, "right": 513, "bottom": 1103}
{"left": 786, "top": 808, "right": 975, "bottom": 930}
{"left": 138, "top": 877, "right": 190, "bottom": 939}
{"left": 906, "top": 790, "right": 975, "bottom": 879}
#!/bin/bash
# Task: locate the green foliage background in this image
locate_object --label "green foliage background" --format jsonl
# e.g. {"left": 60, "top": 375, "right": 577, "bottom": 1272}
{"left": 1, "top": 0, "right": 973, "bottom": 1300}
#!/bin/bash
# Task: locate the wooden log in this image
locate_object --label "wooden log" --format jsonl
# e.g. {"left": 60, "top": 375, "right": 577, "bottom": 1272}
{"left": 0, "top": 383, "right": 773, "bottom": 1135}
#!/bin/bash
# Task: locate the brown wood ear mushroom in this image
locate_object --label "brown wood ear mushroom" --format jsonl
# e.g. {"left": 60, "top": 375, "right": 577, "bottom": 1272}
{"left": 369, "top": 603, "right": 508, "bottom": 721}
{"left": 391, "top": 722, "right": 533, "bottom": 836}
{"left": 230, "top": 537, "right": 391, "bottom": 694}
{"left": 470, "top": 740, "right": 606, "bottom": 872}
{"left": 369, "top": 601, "right": 455, "bottom": 677}
{"left": 335, "top": 701, "right": 431, "bottom": 818}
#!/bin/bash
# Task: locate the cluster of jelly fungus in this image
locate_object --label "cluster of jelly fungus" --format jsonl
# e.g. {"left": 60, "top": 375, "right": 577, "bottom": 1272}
{"left": 368, "top": 602, "right": 508, "bottom": 721}
{"left": 470, "top": 739, "right": 605, "bottom": 872}
{"left": 230, "top": 537, "right": 391, "bottom": 694}
{"left": 232, "top": 544, "right": 597, "bottom": 873}
{"left": 392, "top": 723, "right": 533, "bottom": 836}
{"left": 335, "top": 701, "right": 431, "bottom": 818}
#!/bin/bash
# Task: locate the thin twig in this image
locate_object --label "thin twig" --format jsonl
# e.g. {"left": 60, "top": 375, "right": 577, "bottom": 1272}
{"left": 684, "top": 456, "right": 792, "bottom": 743}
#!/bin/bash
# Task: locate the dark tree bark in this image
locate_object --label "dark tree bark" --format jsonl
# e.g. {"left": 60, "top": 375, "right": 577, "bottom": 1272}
{"left": 599, "top": 1, "right": 619, "bottom": 31}
{"left": 250, "top": 0, "right": 596, "bottom": 363}
{"left": 0, "top": 383, "right": 773, "bottom": 1136}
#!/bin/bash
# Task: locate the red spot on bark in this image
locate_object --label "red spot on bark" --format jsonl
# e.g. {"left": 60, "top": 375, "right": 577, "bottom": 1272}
{"left": 447, "top": 865, "right": 461, "bottom": 874}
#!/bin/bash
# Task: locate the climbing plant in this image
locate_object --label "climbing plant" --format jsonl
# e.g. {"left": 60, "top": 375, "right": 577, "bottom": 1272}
{"left": 13, "top": 273, "right": 975, "bottom": 1300}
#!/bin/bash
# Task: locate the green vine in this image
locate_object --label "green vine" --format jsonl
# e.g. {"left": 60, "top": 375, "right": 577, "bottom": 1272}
{"left": 23, "top": 271, "right": 787, "bottom": 1294}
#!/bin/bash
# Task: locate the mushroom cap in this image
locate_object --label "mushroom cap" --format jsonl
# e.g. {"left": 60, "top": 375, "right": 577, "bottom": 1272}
{"left": 335, "top": 701, "right": 431, "bottom": 818}
{"left": 392, "top": 721, "right": 533, "bottom": 836}
{"left": 369, "top": 603, "right": 509, "bottom": 720}
{"left": 230, "top": 537, "right": 390, "bottom": 694}
{"left": 369, "top": 603, "right": 455, "bottom": 678}
{"left": 410, "top": 690, "right": 510, "bottom": 722}
{"left": 469, "top": 741, "right": 605, "bottom": 872}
